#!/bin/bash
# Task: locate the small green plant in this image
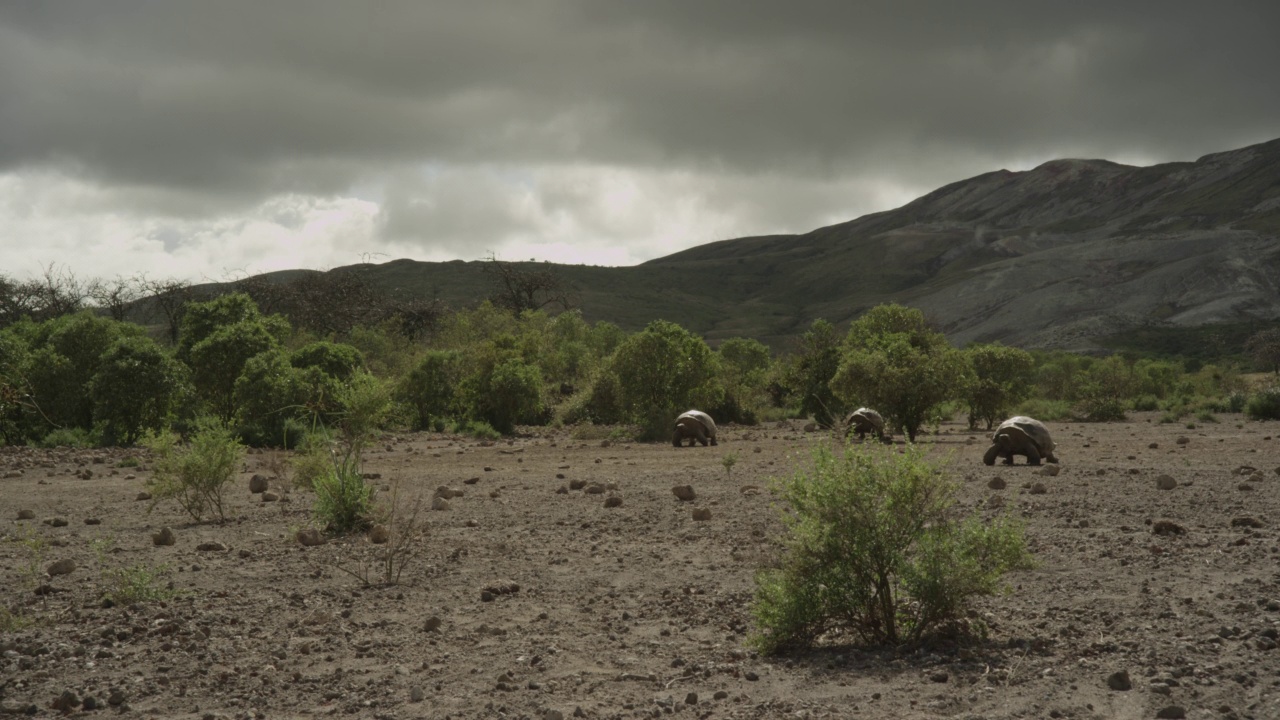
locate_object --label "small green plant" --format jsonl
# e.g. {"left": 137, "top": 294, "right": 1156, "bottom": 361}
{"left": 1131, "top": 394, "right": 1160, "bottom": 412}
{"left": 10, "top": 527, "right": 47, "bottom": 588}
{"left": 35, "top": 426, "right": 97, "bottom": 448}
{"left": 333, "top": 479, "right": 427, "bottom": 587}
{"left": 1158, "top": 411, "right": 1181, "bottom": 424}
{"left": 722, "top": 451, "right": 739, "bottom": 479}
{"left": 1185, "top": 422, "right": 1197, "bottom": 430}
{"left": 1012, "top": 398, "right": 1072, "bottom": 422}
{"left": 448, "top": 419, "right": 501, "bottom": 440}
{"left": 752, "top": 443, "right": 1033, "bottom": 653}
{"left": 116, "top": 456, "right": 140, "bottom": 468}
{"left": 104, "top": 564, "right": 176, "bottom": 605}
{"left": 143, "top": 418, "right": 245, "bottom": 522}
{"left": 0, "top": 606, "right": 30, "bottom": 633}
{"left": 1246, "top": 387, "right": 1280, "bottom": 421}
{"left": 309, "top": 372, "right": 390, "bottom": 534}
{"left": 1195, "top": 410, "right": 1219, "bottom": 423}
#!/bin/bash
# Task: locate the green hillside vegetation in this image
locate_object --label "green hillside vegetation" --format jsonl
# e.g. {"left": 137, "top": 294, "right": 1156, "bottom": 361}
{"left": 2, "top": 270, "right": 1274, "bottom": 458}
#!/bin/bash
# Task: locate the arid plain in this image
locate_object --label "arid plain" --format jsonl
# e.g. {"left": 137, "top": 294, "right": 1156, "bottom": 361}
{"left": 3, "top": 414, "right": 1280, "bottom": 720}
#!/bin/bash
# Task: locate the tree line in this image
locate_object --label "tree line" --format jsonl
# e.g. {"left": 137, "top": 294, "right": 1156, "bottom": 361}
{"left": 2, "top": 265, "right": 1278, "bottom": 449}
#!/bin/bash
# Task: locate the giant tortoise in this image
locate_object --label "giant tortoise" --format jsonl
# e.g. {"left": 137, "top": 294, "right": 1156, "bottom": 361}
{"left": 845, "top": 407, "right": 891, "bottom": 443}
{"left": 673, "top": 410, "right": 718, "bottom": 447}
{"left": 983, "top": 416, "right": 1058, "bottom": 466}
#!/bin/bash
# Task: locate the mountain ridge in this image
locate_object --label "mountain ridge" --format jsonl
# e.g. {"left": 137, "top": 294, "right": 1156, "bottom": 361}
{"left": 254, "top": 137, "right": 1280, "bottom": 351}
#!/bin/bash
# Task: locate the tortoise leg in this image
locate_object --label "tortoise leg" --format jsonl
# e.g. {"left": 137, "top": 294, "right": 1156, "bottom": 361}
{"left": 709, "top": 435, "right": 717, "bottom": 446}
{"left": 673, "top": 429, "right": 684, "bottom": 448}
{"left": 692, "top": 424, "right": 708, "bottom": 447}
{"left": 983, "top": 444, "right": 1001, "bottom": 466}
{"left": 1024, "top": 445, "right": 1042, "bottom": 466}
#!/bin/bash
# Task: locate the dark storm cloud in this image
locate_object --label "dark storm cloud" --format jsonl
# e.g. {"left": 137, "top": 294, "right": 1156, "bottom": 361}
{"left": 1, "top": 0, "right": 1278, "bottom": 276}
{"left": 5, "top": 2, "right": 1279, "bottom": 189}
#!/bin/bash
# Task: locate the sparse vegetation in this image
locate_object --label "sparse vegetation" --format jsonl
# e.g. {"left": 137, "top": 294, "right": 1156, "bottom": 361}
{"left": 144, "top": 418, "right": 245, "bottom": 523}
{"left": 1246, "top": 387, "right": 1280, "bottom": 421}
{"left": 752, "top": 443, "right": 1033, "bottom": 653}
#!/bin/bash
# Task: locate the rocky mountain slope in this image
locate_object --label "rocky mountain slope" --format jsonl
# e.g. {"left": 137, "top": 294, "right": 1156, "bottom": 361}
{"left": 291, "top": 138, "right": 1280, "bottom": 350}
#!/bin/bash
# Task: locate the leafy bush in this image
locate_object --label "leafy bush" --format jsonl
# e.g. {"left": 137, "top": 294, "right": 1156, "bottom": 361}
{"left": 1246, "top": 387, "right": 1280, "bottom": 421}
{"left": 752, "top": 443, "right": 1032, "bottom": 652}
{"left": 144, "top": 419, "right": 245, "bottom": 522}
{"left": 308, "top": 372, "right": 391, "bottom": 533}
{"left": 90, "top": 335, "right": 188, "bottom": 445}
{"left": 291, "top": 341, "right": 364, "bottom": 381}
{"left": 831, "top": 305, "right": 971, "bottom": 441}
{"left": 611, "top": 320, "right": 723, "bottom": 440}
{"left": 1131, "top": 394, "right": 1160, "bottom": 412}
{"left": 478, "top": 358, "right": 544, "bottom": 434}
{"left": 785, "top": 319, "right": 846, "bottom": 427}
{"left": 397, "top": 350, "right": 462, "bottom": 430}
{"left": 962, "top": 343, "right": 1035, "bottom": 430}
{"left": 447, "top": 419, "right": 501, "bottom": 440}
{"left": 1195, "top": 410, "right": 1219, "bottom": 423}
{"left": 35, "top": 426, "right": 98, "bottom": 448}
{"left": 188, "top": 321, "right": 283, "bottom": 422}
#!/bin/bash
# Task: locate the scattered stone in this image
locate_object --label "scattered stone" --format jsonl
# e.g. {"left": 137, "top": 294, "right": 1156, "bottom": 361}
{"left": 248, "top": 474, "right": 269, "bottom": 493}
{"left": 43, "top": 516, "right": 68, "bottom": 527}
{"left": 744, "top": 671, "right": 759, "bottom": 681}
{"left": 152, "top": 527, "right": 176, "bottom": 546}
{"left": 368, "top": 524, "right": 390, "bottom": 544}
{"left": 584, "top": 483, "right": 605, "bottom": 494}
{"left": 1106, "top": 670, "right": 1132, "bottom": 691}
{"left": 81, "top": 696, "right": 98, "bottom": 711}
{"left": 1029, "top": 483, "right": 1047, "bottom": 495}
{"left": 52, "top": 690, "right": 80, "bottom": 713}
{"left": 1152, "top": 520, "right": 1186, "bottom": 536}
{"left": 569, "top": 478, "right": 587, "bottom": 490}
{"left": 714, "top": 691, "right": 729, "bottom": 700}
{"left": 1155, "top": 707, "right": 1186, "bottom": 720}
{"left": 1175, "top": 437, "right": 1190, "bottom": 445}
{"left": 672, "top": 485, "right": 696, "bottom": 501}
{"left": 296, "top": 528, "right": 327, "bottom": 546}
{"left": 1040, "top": 464, "right": 1060, "bottom": 477}
{"left": 603, "top": 496, "right": 623, "bottom": 508}
{"left": 197, "top": 541, "right": 227, "bottom": 552}
{"left": 544, "top": 711, "right": 565, "bottom": 720}
{"left": 483, "top": 581, "right": 521, "bottom": 597}
{"left": 1155, "top": 475, "right": 1177, "bottom": 490}
{"left": 928, "top": 671, "right": 949, "bottom": 683}
{"left": 1238, "top": 483, "right": 1255, "bottom": 492}
{"left": 261, "top": 491, "right": 280, "bottom": 502}
{"left": 988, "top": 477, "right": 1006, "bottom": 490}
{"left": 432, "top": 497, "right": 451, "bottom": 511}
{"left": 685, "top": 692, "right": 698, "bottom": 705}
{"left": 803, "top": 422, "right": 818, "bottom": 432}
{"left": 480, "top": 590, "right": 495, "bottom": 602}
{"left": 423, "top": 617, "right": 442, "bottom": 632}
{"left": 16, "top": 509, "right": 34, "bottom": 520}
{"left": 464, "top": 476, "right": 480, "bottom": 485}
{"left": 238, "top": 549, "right": 252, "bottom": 559}
{"left": 1231, "top": 517, "right": 1264, "bottom": 528}
{"left": 46, "top": 558, "right": 75, "bottom": 576}
{"left": 555, "top": 486, "right": 568, "bottom": 494}
{"left": 84, "top": 517, "right": 101, "bottom": 525}
{"left": 987, "top": 495, "right": 1005, "bottom": 509}
{"left": 1148, "top": 443, "right": 1159, "bottom": 449}
{"left": 106, "top": 690, "right": 126, "bottom": 707}
{"left": 1, "top": 470, "right": 21, "bottom": 479}
{"left": 409, "top": 686, "right": 425, "bottom": 703}
{"left": 135, "top": 491, "right": 152, "bottom": 501}
{"left": 692, "top": 508, "right": 712, "bottom": 521}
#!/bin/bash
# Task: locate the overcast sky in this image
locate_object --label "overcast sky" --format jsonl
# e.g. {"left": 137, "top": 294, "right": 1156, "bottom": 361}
{"left": 2, "top": 1, "right": 1278, "bottom": 283}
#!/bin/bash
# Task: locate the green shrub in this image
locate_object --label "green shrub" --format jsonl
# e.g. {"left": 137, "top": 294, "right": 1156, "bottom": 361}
{"left": 1195, "top": 410, "right": 1219, "bottom": 423}
{"left": 752, "top": 443, "right": 1032, "bottom": 653}
{"left": 1246, "top": 387, "right": 1280, "bottom": 420}
{"left": 831, "top": 305, "right": 972, "bottom": 441}
{"left": 1131, "top": 394, "right": 1160, "bottom": 412}
{"left": 143, "top": 419, "right": 245, "bottom": 522}
{"left": 397, "top": 350, "right": 462, "bottom": 430}
{"left": 35, "top": 426, "right": 98, "bottom": 448}
{"left": 1074, "top": 391, "right": 1127, "bottom": 422}
{"left": 1012, "top": 399, "right": 1072, "bottom": 421}
{"left": 448, "top": 419, "right": 501, "bottom": 440}
{"left": 290, "top": 341, "right": 364, "bottom": 380}
{"left": 104, "top": 564, "right": 176, "bottom": 605}
{"left": 962, "top": 343, "right": 1035, "bottom": 430}
{"left": 611, "top": 320, "right": 723, "bottom": 441}
{"left": 91, "top": 336, "right": 188, "bottom": 445}
{"left": 289, "top": 432, "right": 333, "bottom": 490}
{"left": 312, "top": 461, "right": 375, "bottom": 533}
{"left": 1158, "top": 411, "right": 1181, "bottom": 424}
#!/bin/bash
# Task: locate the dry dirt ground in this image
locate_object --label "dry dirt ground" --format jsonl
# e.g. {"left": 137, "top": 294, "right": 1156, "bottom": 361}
{"left": 3, "top": 413, "right": 1280, "bottom": 720}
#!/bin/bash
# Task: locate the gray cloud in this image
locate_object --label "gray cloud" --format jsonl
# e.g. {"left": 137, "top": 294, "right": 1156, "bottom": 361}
{"left": 1, "top": 2, "right": 1278, "bottom": 279}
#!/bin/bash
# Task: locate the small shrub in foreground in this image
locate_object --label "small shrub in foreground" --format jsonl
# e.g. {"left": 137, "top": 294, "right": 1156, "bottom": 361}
{"left": 144, "top": 419, "right": 244, "bottom": 523}
{"left": 105, "top": 564, "right": 176, "bottom": 605}
{"left": 752, "top": 443, "right": 1032, "bottom": 653}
